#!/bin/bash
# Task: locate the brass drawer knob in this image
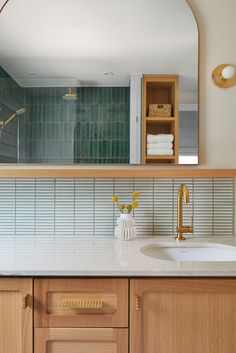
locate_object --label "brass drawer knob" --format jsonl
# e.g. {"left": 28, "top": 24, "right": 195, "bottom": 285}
{"left": 135, "top": 295, "right": 141, "bottom": 311}
{"left": 22, "top": 294, "right": 30, "bottom": 310}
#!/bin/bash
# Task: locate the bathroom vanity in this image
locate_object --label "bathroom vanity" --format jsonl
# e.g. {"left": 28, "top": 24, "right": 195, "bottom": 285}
{"left": 0, "top": 1, "right": 235, "bottom": 352}
{"left": 1, "top": 237, "right": 236, "bottom": 353}
{"left": 2, "top": 276, "right": 236, "bottom": 353}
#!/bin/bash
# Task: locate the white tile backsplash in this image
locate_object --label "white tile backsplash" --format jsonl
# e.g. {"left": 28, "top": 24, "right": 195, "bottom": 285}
{"left": 154, "top": 178, "right": 174, "bottom": 236}
{"left": 0, "top": 178, "right": 234, "bottom": 238}
{"left": 193, "top": 178, "right": 213, "bottom": 236}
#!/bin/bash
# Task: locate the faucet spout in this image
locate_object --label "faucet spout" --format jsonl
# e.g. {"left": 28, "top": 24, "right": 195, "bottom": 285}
{"left": 175, "top": 184, "right": 193, "bottom": 241}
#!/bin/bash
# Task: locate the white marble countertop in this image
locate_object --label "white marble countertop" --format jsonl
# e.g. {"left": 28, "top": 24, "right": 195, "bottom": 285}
{"left": 1, "top": 236, "right": 236, "bottom": 276}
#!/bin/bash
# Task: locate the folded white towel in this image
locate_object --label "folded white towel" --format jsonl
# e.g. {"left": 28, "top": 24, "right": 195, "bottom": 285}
{"left": 147, "top": 142, "right": 173, "bottom": 149}
{"left": 147, "top": 149, "right": 174, "bottom": 156}
{"left": 147, "top": 134, "right": 174, "bottom": 143}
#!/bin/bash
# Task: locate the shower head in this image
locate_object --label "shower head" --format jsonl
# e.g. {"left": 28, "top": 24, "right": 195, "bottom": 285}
{"left": 3, "top": 107, "right": 26, "bottom": 126}
{"left": 16, "top": 108, "right": 26, "bottom": 115}
{"left": 0, "top": 107, "right": 26, "bottom": 139}
{"left": 62, "top": 87, "right": 78, "bottom": 101}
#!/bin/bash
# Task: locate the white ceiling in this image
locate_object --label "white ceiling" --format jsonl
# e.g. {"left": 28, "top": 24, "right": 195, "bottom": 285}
{"left": 0, "top": 0, "right": 198, "bottom": 89}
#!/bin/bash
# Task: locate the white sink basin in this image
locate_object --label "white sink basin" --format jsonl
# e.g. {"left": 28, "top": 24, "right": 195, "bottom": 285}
{"left": 140, "top": 243, "right": 236, "bottom": 262}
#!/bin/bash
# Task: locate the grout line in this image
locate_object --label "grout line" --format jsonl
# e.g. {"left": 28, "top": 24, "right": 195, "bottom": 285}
{"left": 212, "top": 178, "right": 215, "bottom": 236}
{"left": 14, "top": 178, "right": 16, "bottom": 239}
{"left": 172, "top": 178, "right": 175, "bottom": 237}
{"left": 192, "top": 178, "right": 195, "bottom": 237}
{"left": 73, "top": 178, "right": 76, "bottom": 239}
{"left": 153, "top": 178, "right": 155, "bottom": 237}
{"left": 93, "top": 178, "right": 95, "bottom": 239}
{"left": 34, "top": 178, "right": 36, "bottom": 240}
{"left": 133, "top": 178, "right": 135, "bottom": 221}
{"left": 113, "top": 179, "right": 115, "bottom": 234}
{"left": 53, "top": 178, "right": 56, "bottom": 238}
{"left": 234, "top": 178, "right": 236, "bottom": 235}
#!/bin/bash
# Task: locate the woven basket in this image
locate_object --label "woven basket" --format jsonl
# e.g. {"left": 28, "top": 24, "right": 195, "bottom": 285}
{"left": 149, "top": 104, "right": 171, "bottom": 117}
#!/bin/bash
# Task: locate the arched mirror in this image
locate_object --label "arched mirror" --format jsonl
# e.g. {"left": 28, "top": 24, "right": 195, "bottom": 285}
{"left": 0, "top": 0, "right": 198, "bottom": 165}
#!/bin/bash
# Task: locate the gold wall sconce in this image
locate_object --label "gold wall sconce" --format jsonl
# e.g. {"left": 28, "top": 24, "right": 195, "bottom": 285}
{"left": 212, "top": 64, "right": 236, "bottom": 88}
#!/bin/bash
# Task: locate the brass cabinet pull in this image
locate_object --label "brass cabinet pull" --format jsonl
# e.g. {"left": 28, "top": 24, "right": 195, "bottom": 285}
{"left": 135, "top": 295, "right": 141, "bottom": 311}
{"left": 22, "top": 294, "right": 30, "bottom": 310}
{"left": 60, "top": 298, "right": 103, "bottom": 309}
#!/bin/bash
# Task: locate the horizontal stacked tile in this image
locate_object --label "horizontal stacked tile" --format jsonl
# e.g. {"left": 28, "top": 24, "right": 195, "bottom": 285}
{"left": 35, "top": 179, "right": 55, "bottom": 237}
{"left": 0, "top": 177, "right": 234, "bottom": 238}
{"left": 55, "top": 179, "right": 75, "bottom": 238}
{"left": 15, "top": 179, "right": 35, "bottom": 237}
{"left": 154, "top": 178, "right": 174, "bottom": 236}
{"left": 94, "top": 179, "right": 114, "bottom": 236}
{"left": 75, "top": 179, "right": 94, "bottom": 237}
{"left": 0, "top": 179, "right": 15, "bottom": 236}
{"left": 193, "top": 179, "right": 213, "bottom": 236}
{"left": 133, "top": 179, "right": 154, "bottom": 236}
{"left": 213, "top": 178, "right": 234, "bottom": 235}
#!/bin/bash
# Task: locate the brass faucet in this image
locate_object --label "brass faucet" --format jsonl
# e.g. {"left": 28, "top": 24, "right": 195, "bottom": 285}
{"left": 175, "top": 184, "right": 194, "bottom": 241}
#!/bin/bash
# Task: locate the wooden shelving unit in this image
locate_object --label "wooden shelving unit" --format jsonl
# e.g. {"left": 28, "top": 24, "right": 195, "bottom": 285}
{"left": 142, "top": 74, "right": 179, "bottom": 164}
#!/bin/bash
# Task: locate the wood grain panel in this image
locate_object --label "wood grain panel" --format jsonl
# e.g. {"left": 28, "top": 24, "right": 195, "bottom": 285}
{"left": 34, "top": 278, "right": 128, "bottom": 328}
{"left": 0, "top": 168, "right": 235, "bottom": 178}
{"left": 0, "top": 278, "right": 33, "bottom": 353}
{"left": 130, "top": 279, "right": 236, "bottom": 353}
{"left": 34, "top": 328, "right": 128, "bottom": 353}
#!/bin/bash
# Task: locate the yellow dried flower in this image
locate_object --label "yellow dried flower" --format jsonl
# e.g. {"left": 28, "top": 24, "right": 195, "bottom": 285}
{"left": 131, "top": 201, "right": 139, "bottom": 208}
{"left": 132, "top": 191, "right": 140, "bottom": 198}
{"left": 118, "top": 204, "right": 126, "bottom": 210}
{"left": 112, "top": 196, "right": 119, "bottom": 203}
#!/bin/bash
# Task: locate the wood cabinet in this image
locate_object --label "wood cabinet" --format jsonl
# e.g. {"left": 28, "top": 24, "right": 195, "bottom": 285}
{"left": 34, "top": 278, "right": 129, "bottom": 353}
{"left": 0, "top": 278, "right": 33, "bottom": 353}
{"left": 34, "top": 278, "right": 128, "bottom": 328}
{"left": 1, "top": 276, "right": 236, "bottom": 353}
{"left": 130, "top": 278, "right": 236, "bottom": 353}
{"left": 142, "top": 74, "right": 179, "bottom": 164}
{"left": 35, "top": 328, "right": 128, "bottom": 353}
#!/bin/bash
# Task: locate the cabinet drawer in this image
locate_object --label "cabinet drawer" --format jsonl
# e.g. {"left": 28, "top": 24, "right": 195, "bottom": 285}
{"left": 34, "top": 278, "right": 128, "bottom": 328}
{"left": 35, "top": 328, "right": 128, "bottom": 353}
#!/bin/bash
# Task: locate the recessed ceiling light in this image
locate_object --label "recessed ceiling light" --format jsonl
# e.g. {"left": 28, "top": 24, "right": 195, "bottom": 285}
{"left": 102, "top": 71, "right": 114, "bottom": 76}
{"left": 29, "top": 72, "right": 38, "bottom": 77}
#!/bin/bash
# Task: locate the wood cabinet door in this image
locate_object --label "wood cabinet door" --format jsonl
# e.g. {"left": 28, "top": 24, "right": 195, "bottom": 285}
{"left": 34, "top": 278, "right": 128, "bottom": 328}
{"left": 130, "top": 278, "right": 236, "bottom": 353}
{"left": 0, "top": 278, "right": 33, "bottom": 353}
{"left": 35, "top": 328, "right": 128, "bottom": 353}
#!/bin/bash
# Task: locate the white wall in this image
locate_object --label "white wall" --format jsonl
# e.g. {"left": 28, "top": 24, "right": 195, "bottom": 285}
{"left": 188, "top": 0, "right": 236, "bottom": 168}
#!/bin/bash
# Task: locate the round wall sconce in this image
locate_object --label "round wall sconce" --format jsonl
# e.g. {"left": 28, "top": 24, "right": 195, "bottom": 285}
{"left": 212, "top": 64, "right": 236, "bottom": 88}
{"left": 0, "top": 0, "right": 9, "bottom": 13}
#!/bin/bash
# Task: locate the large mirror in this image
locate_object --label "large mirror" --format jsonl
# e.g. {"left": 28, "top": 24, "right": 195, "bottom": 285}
{"left": 0, "top": 0, "right": 198, "bottom": 165}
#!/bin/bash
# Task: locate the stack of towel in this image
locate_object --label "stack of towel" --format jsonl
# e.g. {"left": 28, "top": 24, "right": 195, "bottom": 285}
{"left": 147, "top": 134, "right": 174, "bottom": 156}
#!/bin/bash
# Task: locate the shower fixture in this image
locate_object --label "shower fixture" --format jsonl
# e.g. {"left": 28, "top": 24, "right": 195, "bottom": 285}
{"left": 0, "top": 107, "right": 26, "bottom": 139}
{"left": 62, "top": 87, "right": 78, "bottom": 101}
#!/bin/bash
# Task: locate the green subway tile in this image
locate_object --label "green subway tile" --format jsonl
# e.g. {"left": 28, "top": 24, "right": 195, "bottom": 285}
{"left": 0, "top": 72, "right": 130, "bottom": 164}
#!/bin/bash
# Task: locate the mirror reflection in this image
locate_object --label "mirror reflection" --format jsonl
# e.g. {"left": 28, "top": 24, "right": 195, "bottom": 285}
{"left": 0, "top": 0, "right": 198, "bottom": 165}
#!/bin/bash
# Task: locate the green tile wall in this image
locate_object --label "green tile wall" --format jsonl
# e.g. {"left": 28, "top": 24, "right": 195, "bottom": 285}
{"left": 20, "top": 87, "right": 130, "bottom": 163}
{"left": 0, "top": 66, "right": 25, "bottom": 162}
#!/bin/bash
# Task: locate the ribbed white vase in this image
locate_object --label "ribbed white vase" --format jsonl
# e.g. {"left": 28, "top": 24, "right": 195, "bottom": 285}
{"left": 114, "top": 213, "right": 137, "bottom": 241}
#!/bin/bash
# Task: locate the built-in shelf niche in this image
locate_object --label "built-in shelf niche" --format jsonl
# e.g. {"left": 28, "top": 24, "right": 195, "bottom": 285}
{"left": 142, "top": 74, "right": 179, "bottom": 164}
